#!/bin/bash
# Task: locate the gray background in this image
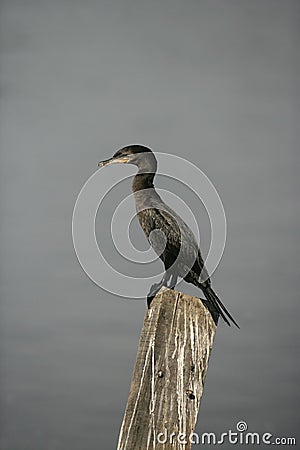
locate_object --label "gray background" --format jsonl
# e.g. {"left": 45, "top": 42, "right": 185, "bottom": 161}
{"left": 0, "top": 1, "right": 299, "bottom": 449}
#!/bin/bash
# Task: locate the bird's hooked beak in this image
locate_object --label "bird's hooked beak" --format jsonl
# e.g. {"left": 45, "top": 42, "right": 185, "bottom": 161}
{"left": 98, "top": 156, "right": 130, "bottom": 167}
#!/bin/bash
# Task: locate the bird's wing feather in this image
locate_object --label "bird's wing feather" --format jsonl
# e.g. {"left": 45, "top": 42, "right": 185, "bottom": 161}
{"left": 137, "top": 205, "right": 207, "bottom": 279}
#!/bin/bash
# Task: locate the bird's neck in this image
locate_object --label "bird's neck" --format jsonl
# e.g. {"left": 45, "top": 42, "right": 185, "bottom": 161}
{"left": 131, "top": 152, "right": 157, "bottom": 193}
{"left": 132, "top": 172, "right": 155, "bottom": 192}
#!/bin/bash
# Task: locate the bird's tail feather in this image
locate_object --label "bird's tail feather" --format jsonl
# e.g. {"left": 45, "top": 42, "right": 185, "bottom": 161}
{"left": 200, "top": 284, "right": 240, "bottom": 328}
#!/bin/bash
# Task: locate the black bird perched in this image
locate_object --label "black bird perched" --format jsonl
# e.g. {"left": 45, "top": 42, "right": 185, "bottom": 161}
{"left": 98, "top": 145, "right": 239, "bottom": 328}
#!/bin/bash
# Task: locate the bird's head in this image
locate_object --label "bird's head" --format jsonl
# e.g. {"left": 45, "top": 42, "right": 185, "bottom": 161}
{"left": 98, "top": 145, "right": 157, "bottom": 173}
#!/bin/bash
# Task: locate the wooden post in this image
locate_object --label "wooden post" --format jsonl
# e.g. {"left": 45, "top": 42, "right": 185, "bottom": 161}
{"left": 117, "top": 288, "right": 217, "bottom": 450}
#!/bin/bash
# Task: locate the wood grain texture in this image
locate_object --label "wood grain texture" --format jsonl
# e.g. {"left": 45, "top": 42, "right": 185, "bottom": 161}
{"left": 117, "top": 288, "right": 217, "bottom": 450}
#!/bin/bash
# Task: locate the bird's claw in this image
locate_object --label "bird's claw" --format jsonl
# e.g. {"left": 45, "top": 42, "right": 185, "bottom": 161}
{"left": 147, "top": 294, "right": 155, "bottom": 309}
{"left": 146, "top": 282, "right": 164, "bottom": 308}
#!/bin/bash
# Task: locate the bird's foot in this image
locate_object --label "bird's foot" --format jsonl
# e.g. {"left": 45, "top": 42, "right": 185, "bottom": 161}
{"left": 146, "top": 272, "right": 176, "bottom": 308}
{"left": 146, "top": 281, "right": 165, "bottom": 308}
{"left": 168, "top": 274, "right": 178, "bottom": 290}
{"left": 147, "top": 293, "right": 155, "bottom": 309}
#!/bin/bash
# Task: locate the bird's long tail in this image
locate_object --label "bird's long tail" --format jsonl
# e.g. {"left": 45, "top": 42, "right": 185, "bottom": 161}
{"left": 199, "top": 284, "right": 240, "bottom": 328}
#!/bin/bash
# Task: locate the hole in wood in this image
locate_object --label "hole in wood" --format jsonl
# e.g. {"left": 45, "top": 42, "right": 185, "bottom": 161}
{"left": 186, "top": 390, "right": 195, "bottom": 400}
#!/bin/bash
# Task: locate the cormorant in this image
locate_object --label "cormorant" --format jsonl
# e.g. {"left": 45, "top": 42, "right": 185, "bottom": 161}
{"left": 98, "top": 145, "right": 239, "bottom": 328}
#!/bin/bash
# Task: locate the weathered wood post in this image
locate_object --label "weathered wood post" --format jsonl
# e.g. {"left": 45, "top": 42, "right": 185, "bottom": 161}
{"left": 117, "top": 288, "right": 217, "bottom": 450}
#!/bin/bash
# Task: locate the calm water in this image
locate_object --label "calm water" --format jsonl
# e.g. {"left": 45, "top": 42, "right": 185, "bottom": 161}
{"left": 0, "top": 1, "right": 299, "bottom": 449}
